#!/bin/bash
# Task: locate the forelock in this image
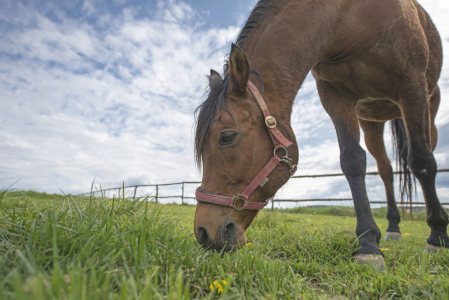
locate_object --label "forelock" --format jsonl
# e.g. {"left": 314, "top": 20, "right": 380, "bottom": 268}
{"left": 194, "top": 71, "right": 230, "bottom": 168}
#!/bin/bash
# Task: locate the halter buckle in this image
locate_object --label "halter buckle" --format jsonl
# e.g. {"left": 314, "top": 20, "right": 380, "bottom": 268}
{"left": 281, "top": 156, "right": 297, "bottom": 175}
{"left": 265, "top": 116, "right": 277, "bottom": 128}
{"left": 233, "top": 194, "right": 246, "bottom": 211}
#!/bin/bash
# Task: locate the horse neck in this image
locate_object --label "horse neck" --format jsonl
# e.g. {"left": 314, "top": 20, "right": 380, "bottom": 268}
{"left": 244, "top": 0, "right": 335, "bottom": 118}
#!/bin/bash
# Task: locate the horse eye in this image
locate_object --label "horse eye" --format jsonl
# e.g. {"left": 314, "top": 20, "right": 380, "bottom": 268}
{"left": 219, "top": 132, "right": 238, "bottom": 145}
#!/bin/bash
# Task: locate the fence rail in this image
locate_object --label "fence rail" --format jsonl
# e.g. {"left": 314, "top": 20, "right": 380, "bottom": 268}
{"left": 77, "top": 168, "right": 449, "bottom": 208}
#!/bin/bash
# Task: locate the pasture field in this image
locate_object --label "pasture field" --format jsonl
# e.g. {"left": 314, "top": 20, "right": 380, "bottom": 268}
{"left": 0, "top": 190, "right": 448, "bottom": 299}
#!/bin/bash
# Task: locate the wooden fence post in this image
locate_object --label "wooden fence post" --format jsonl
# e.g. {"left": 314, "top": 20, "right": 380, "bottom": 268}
{"left": 181, "top": 183, "right": 184, "bottom": 205}
{"left": 118, "top": 188, "right": 121, "bottom": 198}
{"left": 155, "top": 185, "right": 158, "bottom": 203}
{"left": 271, "top": 200, "right": 274, "bottom": 212}
{"left": 133, "top": 186, "right": 137, "bottom": 200}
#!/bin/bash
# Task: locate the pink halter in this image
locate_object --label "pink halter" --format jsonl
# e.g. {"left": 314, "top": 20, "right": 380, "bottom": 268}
{"left": 195, "top": 81, "right": 297, "bottom": 210}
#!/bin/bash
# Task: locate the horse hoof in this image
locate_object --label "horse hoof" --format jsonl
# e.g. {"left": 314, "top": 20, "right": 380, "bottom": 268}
{"left": 385, "top": 232, "right": 402, "bottom": 240}
{"left": 353, "top": 254, "right": 386, "bottom": 271}
{"left": 426, "top": 244, "right": 449, "bottom": 254}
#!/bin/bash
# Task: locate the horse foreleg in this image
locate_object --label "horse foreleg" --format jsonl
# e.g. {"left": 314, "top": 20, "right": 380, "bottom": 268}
{"left": 359, "top": 120, "right": 401, "bottom": 240}
{"left": 317, "top": 80, "right": 384, "bottom": 269}
{"left": 398, "top": 84, "right": 448, "bottom": 252}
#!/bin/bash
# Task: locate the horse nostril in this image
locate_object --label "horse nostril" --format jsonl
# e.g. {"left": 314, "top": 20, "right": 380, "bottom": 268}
{"left": 224, "top": 222, "right": 237, "bottom": 248}
{"left": 197, "top": 227, "right": 210, "bottom": 248}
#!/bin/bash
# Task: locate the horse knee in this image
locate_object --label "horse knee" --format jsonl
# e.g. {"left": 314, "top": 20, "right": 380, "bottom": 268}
{"left": 408, "top": 152, "right": 437, "bottom": 182}
{"left": 340, "top": 144, "right": 366, "bottom": 179}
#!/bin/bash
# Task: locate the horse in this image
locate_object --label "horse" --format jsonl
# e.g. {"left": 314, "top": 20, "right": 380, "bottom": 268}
{"left": 193, "top": 0, "right": 447, "bottom": 269}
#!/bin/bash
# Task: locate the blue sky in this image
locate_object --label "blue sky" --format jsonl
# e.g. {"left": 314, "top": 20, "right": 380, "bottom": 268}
{"left": 1, "top": 0, "right": 448, "bottom": 207}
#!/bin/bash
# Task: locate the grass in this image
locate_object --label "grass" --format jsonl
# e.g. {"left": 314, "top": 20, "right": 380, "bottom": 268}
{"left": 280, "top": 205, "right": 439, "bottom": 222}
{"left": 0, "top": 190, "right": 448, "bottom": 299}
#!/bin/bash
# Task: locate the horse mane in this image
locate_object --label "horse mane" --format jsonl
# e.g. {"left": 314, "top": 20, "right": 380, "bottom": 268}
{"left": 236, "top": 0, "right": 286, "bottom": 47}
{"left": 194, "top": 0, "right": 282, "bottom": 168}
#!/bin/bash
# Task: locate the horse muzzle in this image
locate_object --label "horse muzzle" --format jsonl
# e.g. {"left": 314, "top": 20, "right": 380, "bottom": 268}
{"left": 196, "top": 219, "right": 245, "bottom": 252}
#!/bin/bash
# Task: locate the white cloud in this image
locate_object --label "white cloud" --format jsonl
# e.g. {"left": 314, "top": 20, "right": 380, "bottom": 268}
{"left": 0, "top": 0, "right": 239, "bottom": 194}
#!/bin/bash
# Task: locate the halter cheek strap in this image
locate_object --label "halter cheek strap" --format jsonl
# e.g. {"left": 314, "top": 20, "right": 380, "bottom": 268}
{"left": 195, "top": 80, "right": 297, "bottom": 211}
{"left": 247, "top": 81, "right": 293, "bottom": 150}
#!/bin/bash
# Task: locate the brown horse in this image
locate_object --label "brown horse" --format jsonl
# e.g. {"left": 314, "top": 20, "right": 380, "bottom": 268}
{"left": 193, "top": 0, "right": 447, "bottom": 268}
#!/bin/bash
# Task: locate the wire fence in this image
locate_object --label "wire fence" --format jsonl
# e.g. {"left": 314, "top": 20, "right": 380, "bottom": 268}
{"left": 77, "top": 169, "right": 449, "bottom": 210}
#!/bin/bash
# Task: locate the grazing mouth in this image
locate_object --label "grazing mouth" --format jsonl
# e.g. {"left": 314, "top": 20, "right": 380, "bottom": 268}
{"left": 197, "top": 218, "right": 240, "bottom": 252}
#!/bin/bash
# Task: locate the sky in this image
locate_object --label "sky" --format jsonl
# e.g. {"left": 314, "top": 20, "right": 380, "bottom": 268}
{"left": 0, "top": 0, "right": 448, "bottom": 207}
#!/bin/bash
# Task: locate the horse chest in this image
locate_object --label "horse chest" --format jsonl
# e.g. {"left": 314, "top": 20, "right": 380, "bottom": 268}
{"left": 312, "top": 62, "right": 352, "bottom": 83}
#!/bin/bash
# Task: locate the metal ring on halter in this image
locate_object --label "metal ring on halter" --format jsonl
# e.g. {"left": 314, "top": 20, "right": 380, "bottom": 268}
{"left": 273, "top": 146, "right": 288, "bottom": 157}
{"left": 233, "top": 194, "right": 246, "bottom": 211}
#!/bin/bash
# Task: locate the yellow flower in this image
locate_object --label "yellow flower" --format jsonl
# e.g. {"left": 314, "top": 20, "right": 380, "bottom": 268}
{"left": 217, "top": 283, "right": 223, "bottom": 294}
{"left": 246, "top": 243, "right": 252, "bottom": 246}
{"left": 210, "top": 280, "right": 226, "bottom": 294}
{"left": 404, "top": 233, "right": 409, "bottom": 235}
{"left": 380, "top": 248, "right": 389, "bottom": 251}
{"left": 191, "top": 268, "right": 195, "bottom": 271}
{"left": 308, "top": 219, "right": 311, "bottom": 221}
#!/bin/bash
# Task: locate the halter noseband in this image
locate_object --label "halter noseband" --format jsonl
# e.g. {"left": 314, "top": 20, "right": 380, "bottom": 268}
{"left": 195, "top": 81, "right": 297, "bottom": 211}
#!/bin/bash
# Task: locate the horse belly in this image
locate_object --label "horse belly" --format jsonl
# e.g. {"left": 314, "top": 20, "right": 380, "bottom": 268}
{"left": 356, "top": 99, "right": 402, "bottom": 122}
{"left": 313, "top": 61, "right": 402, "bottom": 122}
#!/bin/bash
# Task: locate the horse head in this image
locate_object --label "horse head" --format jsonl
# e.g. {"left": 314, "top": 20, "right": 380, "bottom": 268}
{"left": 193, "top": 44, "right": 298, "bottom": 252}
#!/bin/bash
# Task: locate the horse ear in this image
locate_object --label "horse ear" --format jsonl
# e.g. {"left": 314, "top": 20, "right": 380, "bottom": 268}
{"left": 229, "top": 43, "right": 250, "bottom": 93}
{"left": 209, "top": 69, "right": 222, "bottom": 88}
